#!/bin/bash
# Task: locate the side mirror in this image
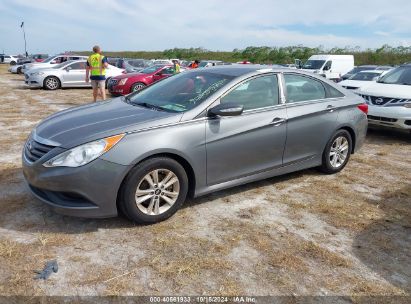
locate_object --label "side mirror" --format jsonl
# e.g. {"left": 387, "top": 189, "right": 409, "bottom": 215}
{"left": 208, "top": 103, "right": 244, "bottom": 117}
{"left": 323, "top": 65, "right": 330, "bottom": 71}
{"left": 65, "top": 66, "right": 72, "bottom": 71}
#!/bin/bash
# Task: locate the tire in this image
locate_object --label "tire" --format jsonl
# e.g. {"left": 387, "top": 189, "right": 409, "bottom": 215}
{"left": 43, "top": 76, "right": 61, "bottom": 90}
{"left": 320, "top": 130, "right": 352, "bottom": 174}
{"left": 10, "top": 61, "right": 16, "bottom": 66}
{"left": 131, "top": 82, "right": 146, "bottom": 93}
{"left": 105, "top": 77, "right": 111, "bottom": 89}
{"left": 119, "top": 157, "right": 188, "bottom": 224}
{"left": 17, "top": 67, "right": 22, "bottom": 74}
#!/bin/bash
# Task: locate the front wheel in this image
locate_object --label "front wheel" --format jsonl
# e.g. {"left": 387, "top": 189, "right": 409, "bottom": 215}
{"left": 119, "top": 157, "right": 188, "bottom": 224}
{"left": 43, "top": 76, "right": 61, "bottom": 90}
{"left": 131, "top": 82, "right": 146, "bottom": 93}
{"left": 320, "top": 130, "right": 352, "bottom": 174}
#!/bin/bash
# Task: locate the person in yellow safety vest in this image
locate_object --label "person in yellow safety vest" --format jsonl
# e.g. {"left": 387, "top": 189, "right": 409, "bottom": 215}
{"left": 85, "top": 45, "right": 108, "bottom": 102}
{"left": 172, "top": 59, "right": 180, "bottom": 74}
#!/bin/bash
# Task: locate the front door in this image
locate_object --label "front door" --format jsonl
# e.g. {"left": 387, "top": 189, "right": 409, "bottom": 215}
{"left": 206, "top": 74, "right": 287, "bottom": 185}
{"left": 62, "top": 62, "right": 87, "bottom": 87}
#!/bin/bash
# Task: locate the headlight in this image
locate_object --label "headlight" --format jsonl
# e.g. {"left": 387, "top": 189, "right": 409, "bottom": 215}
{"left": 43, "top": 134, "right": 125, "bottom": 167}
{"left": 30, "top": 72, "right": 44, "bottom": 76}
{"left": 118, "top": 78, "right": 128, "bottom": 85}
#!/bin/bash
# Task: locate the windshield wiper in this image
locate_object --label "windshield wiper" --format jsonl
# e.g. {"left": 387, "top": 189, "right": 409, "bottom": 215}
{"left": 133, "top": 102, "right": 173, "bottom": 112}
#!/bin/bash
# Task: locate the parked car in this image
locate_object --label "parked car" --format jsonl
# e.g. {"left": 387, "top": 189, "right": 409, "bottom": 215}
{"left": 1, "top": 55, "right": 19, "bottom": 65}
{"left": 122, "top": 59, "right": 153, "bottom": 73}
{"left": 199, "top": 60, "right": 231, "bottom": 68}
{"left": 108, "top": 65, "right": 175, "bottom": 95}
{"left": 341, "top": 65, "right": 378, "bottom": 80}
{"left": 106, "top": 57, "right": 121, "bottom": 66}
{"left": 15, "top": 54, "right": 49, "bottom": 67}
{"left": 22, "top": 54, "right": 88, "bottom": 73}
{"left": 24, "top": 60, "right": 124, "bottom": 90}
{"left": 8, "top": 64, "right": 24, "bottom": 74}
{"left": 152, "top": 59, "right": 173, "bottom": 65}
{"left": 338, "top": 70, "right": 385, "bottom": 91}
{"left": 22, "top": 66, "right": 367, "bottom": 223}
{"left": 299, "top": 55, "right": 354, "bottom": 81}
{"left": 357, "top": 64, "right": 411, "bottom": 131}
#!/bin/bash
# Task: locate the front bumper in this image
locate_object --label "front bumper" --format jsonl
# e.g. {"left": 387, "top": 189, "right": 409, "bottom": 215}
{"left": 22, "top": 151, "right": 131, "bottom": 218}
{"left": 108, "top": 83, "right": 129, "bottom": 96}
{"left": 24, "top": 74, "right": 44, "bottom": 88}
{"left": 368, "top": 105, "right": 411, "bottom": 130}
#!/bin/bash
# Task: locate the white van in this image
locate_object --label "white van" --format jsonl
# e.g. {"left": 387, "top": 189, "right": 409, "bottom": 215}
{"left": 297, "top": 55, "right": 354, "bottom": 81}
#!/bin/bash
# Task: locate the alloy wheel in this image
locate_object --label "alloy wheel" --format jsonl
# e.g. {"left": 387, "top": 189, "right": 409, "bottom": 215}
{"left": 132, "top": 83, "right": 145, "bottom": 92}
{"left": 135, "top": 169, "right": 180, "bottom": 215}
{"left": 45, "top": 77, "right": 59, "bottom": 90}
{"left": 329, "top": 136, "right": 349, "bottom": 168}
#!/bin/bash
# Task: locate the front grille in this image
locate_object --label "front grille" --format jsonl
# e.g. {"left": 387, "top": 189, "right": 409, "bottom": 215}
{"left": 367, "top": 115, "right": 397, "bottom": 123}
{"left": 24, "top": 139, "right": 55, "bottom": 163}
{"left": 107, "top": 78, "right": 118, "bottom": 90}
{"left": 359, "top": 94, "right": 411, "bottom": 106}
{"left": 342, "top": 86, "right": 359, "bottom": 90}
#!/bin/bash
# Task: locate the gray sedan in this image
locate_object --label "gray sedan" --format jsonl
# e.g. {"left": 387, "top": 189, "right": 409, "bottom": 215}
{"left": 22, "top": 66, "right": 368, "bottom": 223}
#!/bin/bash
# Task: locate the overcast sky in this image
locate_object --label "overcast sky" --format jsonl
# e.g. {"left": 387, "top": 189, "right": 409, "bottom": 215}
{"left": 1, "top": 0, "right": 411, "bottom": 55}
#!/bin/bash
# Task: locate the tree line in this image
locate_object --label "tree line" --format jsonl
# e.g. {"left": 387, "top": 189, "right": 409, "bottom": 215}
{"left": 78, "top": 45, "right": 411, "bottom": 65}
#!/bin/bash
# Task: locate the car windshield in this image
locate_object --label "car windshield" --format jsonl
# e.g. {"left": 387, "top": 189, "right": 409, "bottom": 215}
{"left": 139, "top": 65, "right": 166, "bottom": 74}
{"left": 126, "top": 71, "right": 235, "bottom": 113}
{"left": 42, "top": 56, "right": 58, "bottom": 63}
{"left": 199, "top": 61, "right": 209, "bottom": 68}
{"left": 128, "top": 60, "right": 151, "bottom": 68}
{"left": 349, "top": 72, "right": 381, "bottom": 81}
{"left": 346, "top": 66, "right": 376, "bottom": 75}
{"left": 52, "top": 62, "right": 70, "bottom": 69}
{"left": 302, "top": 60, "right": 325, "bottom": 70}
{"left": 377, "top": 66, "right": 411, "bottom": 85}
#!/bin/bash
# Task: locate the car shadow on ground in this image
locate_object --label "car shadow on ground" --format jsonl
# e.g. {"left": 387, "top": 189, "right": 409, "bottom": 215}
{"left": 352, "top": 184, "right": 411, "bottom": 293}
{"left": 0, "top": 164, "right": 317, "bottom": 236}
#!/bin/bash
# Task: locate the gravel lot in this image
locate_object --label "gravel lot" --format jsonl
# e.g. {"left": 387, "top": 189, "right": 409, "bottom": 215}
{"left": 0, "top": 64, "right": 410, "bottom": 297}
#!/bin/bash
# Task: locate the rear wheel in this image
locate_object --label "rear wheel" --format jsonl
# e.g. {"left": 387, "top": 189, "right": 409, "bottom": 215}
{"left": 119, "top": 157, "right": 188, "bottom": 224}
{"left": 320, "top": 130, "right": 352, "bottom": 174}
{"left": 131, "top": 82, "right": 146, "bottom": 92}
{"left": 10, "top": 61, "right": 16, "bottom": 66}
{"left": 43, "top": 76, "right": 61, "bottom": 90}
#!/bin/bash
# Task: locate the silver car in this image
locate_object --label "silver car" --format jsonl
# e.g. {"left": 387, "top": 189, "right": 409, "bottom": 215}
{"left": 24, "top": 60, "right": 125, "bottom": 90}
{"left": 22, "top": 66, "right": 368, "bottom": 223}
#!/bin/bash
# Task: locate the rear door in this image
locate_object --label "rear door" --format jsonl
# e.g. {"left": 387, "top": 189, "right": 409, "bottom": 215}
{"left": 282, "top": 73, "right": 344, "bottom": 164}
{"left": 206, "top": 74, "right": 287, "bottom": 185}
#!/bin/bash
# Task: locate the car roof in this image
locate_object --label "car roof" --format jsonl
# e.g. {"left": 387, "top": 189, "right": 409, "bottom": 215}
{"left": 357, "top": 70, "right": 383, "bottom": 74}
{"left": 197, "top": 64, "right": 286, "bottom": 76}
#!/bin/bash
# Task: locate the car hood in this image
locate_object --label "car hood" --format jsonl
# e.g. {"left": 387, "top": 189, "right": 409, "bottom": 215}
{"left": 358, "top": 82, "right": 411, "bottom": 99}
{"left": 113, "top": 72, "right": 145, "bottom": 80}
{"left": 35, "top": 97, "right": 182, "bottom": 149}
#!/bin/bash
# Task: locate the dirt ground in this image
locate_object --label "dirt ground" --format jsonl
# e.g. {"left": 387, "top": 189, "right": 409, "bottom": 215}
{"left": 0, "top": 64, "right": 410, "bottom": 298}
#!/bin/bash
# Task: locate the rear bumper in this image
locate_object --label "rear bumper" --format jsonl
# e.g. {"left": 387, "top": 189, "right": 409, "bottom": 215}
{"left": 22, "top": 153, "right": 131, "bottom": 218}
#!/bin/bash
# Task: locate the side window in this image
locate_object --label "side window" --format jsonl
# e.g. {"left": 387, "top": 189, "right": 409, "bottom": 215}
{"left": 324, "top": 83, "right": 345, "bottom": 98}
{"left": 162, "top": 67, "right": 175, "bottom": 75}
{"left": 69, "top": 62, "right": 86, "bottom": 70}
{"left": 284, "top": 74, "right": 326, "bottom": 103}
{"left": 324, "top": 61, "right": 332, "bottom": 70}
{"left": 221, "top": 74, "right": 279, "bottom": 110}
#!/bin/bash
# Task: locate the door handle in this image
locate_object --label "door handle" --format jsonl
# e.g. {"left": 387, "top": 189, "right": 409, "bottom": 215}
{"left": 326, "top": 105, "right": 336, "bottom": 112}
{"left": 269, "top": 117, "right": 286, "bottom": 126}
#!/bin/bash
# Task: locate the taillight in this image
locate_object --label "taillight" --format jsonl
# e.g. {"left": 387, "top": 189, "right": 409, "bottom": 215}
{"left": 357, "top": 103, "right": 368, "bottom": 115}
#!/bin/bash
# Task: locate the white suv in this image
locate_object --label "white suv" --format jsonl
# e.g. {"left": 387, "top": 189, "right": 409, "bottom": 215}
{"left": 357, "top": 64, "right": 411, "bottom": 131}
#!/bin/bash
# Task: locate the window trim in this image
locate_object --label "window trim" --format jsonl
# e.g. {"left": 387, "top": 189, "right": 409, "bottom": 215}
{"left": 282, "top": 72, "right": 345, "bottom": 104}
{"left": 217, "top": 73, "right": 282, "bottom": 113}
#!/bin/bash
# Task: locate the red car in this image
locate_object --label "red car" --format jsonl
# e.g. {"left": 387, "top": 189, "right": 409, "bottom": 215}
{"left": 108, "top": 65, "right": 175, "bottom": 95}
